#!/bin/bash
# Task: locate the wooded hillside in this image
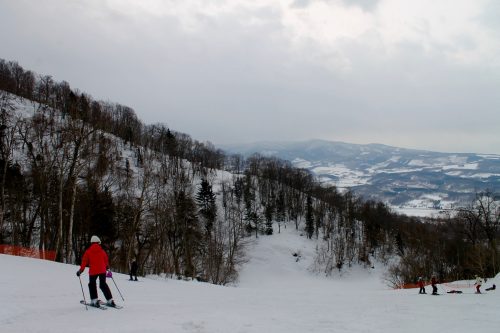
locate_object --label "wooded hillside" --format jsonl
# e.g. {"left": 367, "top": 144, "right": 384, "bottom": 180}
{"left": 1, "top": 58, "right": 498, "bottom": 285}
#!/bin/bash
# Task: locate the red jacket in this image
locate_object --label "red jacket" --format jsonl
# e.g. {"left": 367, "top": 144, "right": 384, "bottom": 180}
{"left": 79, "top": 243, "right": 109, "bottom": 276}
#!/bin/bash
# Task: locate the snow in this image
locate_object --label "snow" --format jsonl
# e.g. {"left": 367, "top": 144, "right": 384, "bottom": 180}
{"left": 292, "top": 158, "right": 313, "bottom": 169}
{"left": 10, "top": 95, "right": 38, "bottom": 119}
{"left": 478, "top": 154, "right": 500, "bottom": 160}
{"left": 392, "top": 207, "right": 451, "bottom": 218}
{"left": 312, "top": 164, "right": 370, "bottom": 188}
{"left": 408, "top": 159, "right": 428, "bottom": 167}
{"left": 2, "top": 226, "right": 500, "bottom": 333}
{"left": 469, "top": 173, "right": 499, "bottom": 179}
{"left": 392, "top": 194, "right": 457, "bottom": 217}
{"left": 442, "top": 163, "right": 479, "bottom": 170}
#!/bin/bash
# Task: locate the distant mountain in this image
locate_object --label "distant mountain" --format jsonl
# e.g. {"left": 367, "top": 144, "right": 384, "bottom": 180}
{"left": 221, "top": 139, "right": 500, "bottom": 215}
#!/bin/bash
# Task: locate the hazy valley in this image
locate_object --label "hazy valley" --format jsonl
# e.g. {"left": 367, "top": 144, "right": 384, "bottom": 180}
{"left": 222, "top": 140, "right": 500, "bottom": 216}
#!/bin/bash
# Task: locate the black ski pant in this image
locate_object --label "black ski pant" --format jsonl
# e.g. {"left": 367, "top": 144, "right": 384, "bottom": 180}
{"left": 130, "top": 268, "right": 138, "bottom": 281}
{"left": 88, "top": 273, "right": 113, "bottom": 301}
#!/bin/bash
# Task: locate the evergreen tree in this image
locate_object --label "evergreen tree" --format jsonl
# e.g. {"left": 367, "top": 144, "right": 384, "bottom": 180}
{"left": 243, "top": 173, "right": 257, "bottom": 235}
{"left": 176, "top": 190, "right": 200, "bottom": 278}
{"left": 233, "top": 177, "right": 243, "bottom": 206}
{"left": 195, "top": 178, "right": 217, "bottom": 235}
{"left": 89, "top": 185, "right": 116, "bottom": 243}
{"left": 264, "top": 202, "right": 274, "bottom": 235}
{"left": 275, "top": 190, "right": 286, "bottom": 233}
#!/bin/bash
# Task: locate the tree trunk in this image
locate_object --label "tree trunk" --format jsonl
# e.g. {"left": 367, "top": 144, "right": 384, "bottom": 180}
{"left": 66, "top": 178, "right": 77, "bottom": 263}
{"left": 0, "top": 159, "right": 8, "bottom": 234}
{"left": 54, "top": 172, "right": 64, "bottom": 261}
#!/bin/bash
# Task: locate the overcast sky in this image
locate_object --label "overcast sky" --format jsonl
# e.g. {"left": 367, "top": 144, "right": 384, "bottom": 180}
{"left": 1, "top": 0, "right": 499, "bottom": 154}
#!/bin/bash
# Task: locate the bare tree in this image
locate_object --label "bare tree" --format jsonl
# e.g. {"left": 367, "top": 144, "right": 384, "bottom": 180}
{"left": 63, "top": 117, "right": 96, "bottom": 262}
{"left": 0, "top": 91, "right": 20, "bottom": 233}
{"left": 456, "top": 191, "right": 500, "bottom": 275}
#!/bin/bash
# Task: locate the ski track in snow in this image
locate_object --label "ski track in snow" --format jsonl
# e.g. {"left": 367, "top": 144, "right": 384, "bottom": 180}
{"left": 1, "top": 226, "right": 500, "bottom": 333}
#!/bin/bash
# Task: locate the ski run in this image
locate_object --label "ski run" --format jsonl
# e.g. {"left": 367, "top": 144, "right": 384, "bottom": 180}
{"left": 1, "top": 226, "right": 500, "bottom": 333}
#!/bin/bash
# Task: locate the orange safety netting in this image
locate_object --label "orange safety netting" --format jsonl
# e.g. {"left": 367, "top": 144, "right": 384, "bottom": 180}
{"left": 0, "top": 244, "right": 56, "bottom": 261}
{"left": 398, "top": 283, "right": 421, "bottom": 289}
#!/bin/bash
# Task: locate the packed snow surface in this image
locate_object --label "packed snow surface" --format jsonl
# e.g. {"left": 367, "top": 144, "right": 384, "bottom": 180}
{"left": 1, "top": 227, "right": 500, "bottom": 333}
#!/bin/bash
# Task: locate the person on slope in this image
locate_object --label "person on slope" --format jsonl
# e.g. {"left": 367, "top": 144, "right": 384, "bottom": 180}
{"left": 431, "top": 276, "right": 438, "bottom": 295}
{"left": 418, "top": 277, "right": 426, "bottom": 294}
{"left": 129, "top": 260, "right": 139, "bottom": 281}
{"left": 76, "top": 235, "right": 117, "bottom": 307}
{"left": 474, "top": 275, "right": 484, "bottom": 294}
{"left": 485, "top": 284, "right": 496, "bottom": 291}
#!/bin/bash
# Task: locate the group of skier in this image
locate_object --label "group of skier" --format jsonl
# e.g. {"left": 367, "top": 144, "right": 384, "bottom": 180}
{"left": 78, "top": 234, "right": 496, "bottom": 308}
{"left": 417, "top": 276, "right": 439, "bottom": 295}
{"left": 416, "top": 274, "right": 495, "bottom": 295}
{"left": 76, "top": 235, "right": 139, "bottom": 308}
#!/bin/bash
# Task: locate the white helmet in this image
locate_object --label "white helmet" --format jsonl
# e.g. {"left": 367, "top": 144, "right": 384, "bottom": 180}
{"left": 90, "top": 235, "right": 101, "bottom": 244}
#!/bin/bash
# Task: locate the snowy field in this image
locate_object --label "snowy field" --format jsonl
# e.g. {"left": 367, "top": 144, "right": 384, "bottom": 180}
{"left": 1, "top": 227, "right": 499, "bottom": 333}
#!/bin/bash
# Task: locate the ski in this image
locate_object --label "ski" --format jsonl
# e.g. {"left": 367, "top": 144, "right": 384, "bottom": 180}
{"left": 98, "top": 300, "right": 123, "bottom": 309}
{"left": 80, "top": 300, "right": 108, "bottom": 310}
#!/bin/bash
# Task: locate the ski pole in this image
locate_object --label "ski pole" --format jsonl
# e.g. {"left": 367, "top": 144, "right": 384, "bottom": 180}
{"left": 78, "top": 275, "right": 88, "bottom": 310}
{"left": 110, "top": 276, "right": 125, "bottom": 301}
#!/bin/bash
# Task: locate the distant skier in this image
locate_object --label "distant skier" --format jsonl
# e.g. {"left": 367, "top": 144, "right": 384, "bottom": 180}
{"left": 446, "top": 290, "right": 463, "bottom": 294}
{"left": 474, "top": 275, "right": 484, "bottom": 294}
{"left": 418, "top": 277, "right": 426, "bottom": 294}
{"left": 76, "top": 235, "right": 117, "bottom": 308}
{"left": 431, "top": 276, "right": 438, "bottom": 295}
{"left": 485, "top": 284, "right": 496, "bottom": 291}
{"left": 129, "top": 260, "right": 139, "bottom": 281}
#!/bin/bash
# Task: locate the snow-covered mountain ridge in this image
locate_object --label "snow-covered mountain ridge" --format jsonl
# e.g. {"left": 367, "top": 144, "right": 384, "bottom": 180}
{"left": 221, "top": 140, "right": 500, "bottom": 216}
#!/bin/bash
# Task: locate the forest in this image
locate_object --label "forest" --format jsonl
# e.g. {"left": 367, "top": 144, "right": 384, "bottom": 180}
{"left": 0, "top": 58, "right": 499, "bottom": 286}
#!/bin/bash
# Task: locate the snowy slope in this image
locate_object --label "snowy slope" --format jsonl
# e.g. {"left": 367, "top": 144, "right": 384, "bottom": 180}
{"left": 2, "top": 227, "right": 500, "bottom": 333}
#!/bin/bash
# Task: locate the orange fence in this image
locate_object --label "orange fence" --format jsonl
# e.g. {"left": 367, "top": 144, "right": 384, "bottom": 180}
{"left": 0, "top": 244, "right": 56, "bottom": 261}
{"left": 398, "top": 283, "right": 420, "bottom": 289}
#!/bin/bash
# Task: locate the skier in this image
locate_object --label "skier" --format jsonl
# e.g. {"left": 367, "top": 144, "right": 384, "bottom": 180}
{"left": 474, "top": 275, "right": 484, "bottom": 294}
{"left": 485, "top": 284, "right": 496, "bottom": 291}
{"left": 418, "top": 277, "right": 426, "bottom": 294}
{"left": 129, "top": 260, "right": 139, "bottom": 281}
{"left": 446, "top": 289, "right": 463, "bottom": 294}
{"left": 76, "top": 235, "right": 117, "bottom": 308}
{"left": 431, "top": 276, "right": 438, "bottom": 295}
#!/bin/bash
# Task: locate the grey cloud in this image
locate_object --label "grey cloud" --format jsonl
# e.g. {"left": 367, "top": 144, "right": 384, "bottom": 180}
{"left": 341, "top": 0, "right": 380, "bottom": 11}
{"left": 291, "top": 0, "right": 380, "bottom": 11}
{"left": 480, "top": 1, "right": 500, "bottom": 31}
{"left": 290, "top": 0, "right": 312, "bottom": 8}
{"left": 0, "top": 0, "right": 499, "bottom": 154}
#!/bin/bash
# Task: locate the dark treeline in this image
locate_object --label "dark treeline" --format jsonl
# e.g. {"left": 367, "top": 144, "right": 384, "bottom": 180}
{"left": 1, "top": 58, "right": 498, "bottom": 286}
